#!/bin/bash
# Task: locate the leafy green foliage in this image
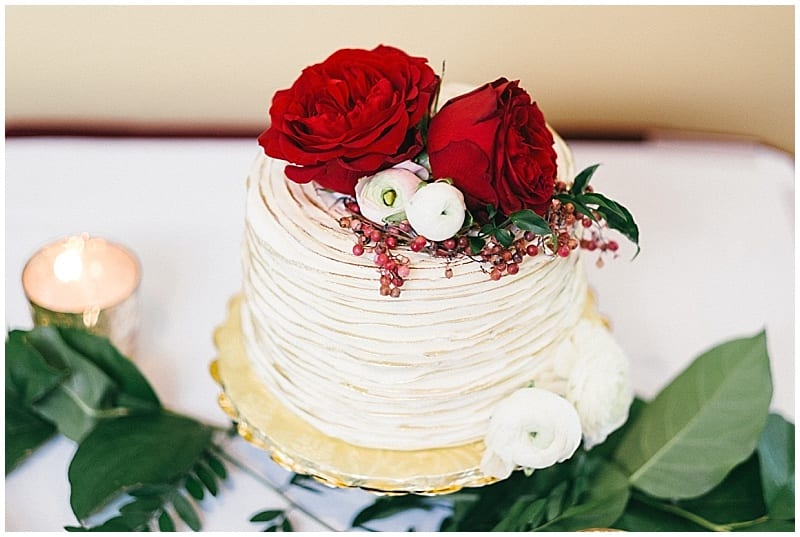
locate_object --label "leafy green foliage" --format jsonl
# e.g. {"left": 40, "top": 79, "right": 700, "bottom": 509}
{"left": 6, "top": 327, "right": 235, "bottom": 532}
{"left": 250, "top": 509, "right": 294, "bottom": 531}
{"left": 348, "top": 331, "right": 792, "bottom": 532}
{"left": 557, "top": 164, "right": 640, "bottom": 256}
{"left": 613, "top": 331, "right": 772, "bottom": 499}
{"left": 68, "top": 413, "right": 214, "bottom": 520}
{"left": 5, "top": 327, "right": 161, "bottom": 449}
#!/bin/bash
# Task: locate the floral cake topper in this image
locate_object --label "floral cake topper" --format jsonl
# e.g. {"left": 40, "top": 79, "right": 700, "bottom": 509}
{"left": 259, "top": 45, "right": 639, "bottom": 297}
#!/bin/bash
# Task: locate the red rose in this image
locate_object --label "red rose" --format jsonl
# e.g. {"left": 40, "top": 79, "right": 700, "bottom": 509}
{"left": 427, "top": 78, "right": 557, "bottom": 216}
{"left": 258, "top": 45, "right": 439, "bottom": 195}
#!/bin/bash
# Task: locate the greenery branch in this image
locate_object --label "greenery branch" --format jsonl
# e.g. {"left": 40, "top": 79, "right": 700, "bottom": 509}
{"left": 6, "top": 325, "right": 794, "bottom": 532}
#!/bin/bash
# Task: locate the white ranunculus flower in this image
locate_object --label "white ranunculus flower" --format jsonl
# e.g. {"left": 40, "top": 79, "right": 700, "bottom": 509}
{"left": 354, "top": 168, "right": 423, "bottom": 224}
{"left": 479, "top": 387, "right": 582, "bottom": 479}
{"left": 405, "top": 181, "right": 466, "bottom": 241}
{"left": 562, "top": 320, "right": 634, "bottom": 450}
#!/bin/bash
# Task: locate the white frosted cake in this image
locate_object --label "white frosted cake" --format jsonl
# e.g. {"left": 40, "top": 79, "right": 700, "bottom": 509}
{"left": 238, "top": 45, "right": 638, "bottom": 480}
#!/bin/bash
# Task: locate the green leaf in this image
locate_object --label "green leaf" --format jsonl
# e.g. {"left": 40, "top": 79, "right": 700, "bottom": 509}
{"left": 555, "top": 194, "right": 598, "bottom": 224}
{"left": 68, "top": 413, "right": 214, "bottom": 520}
{"left": 613, "top": 331, "right": 772, "bottom": 499}
{"left": 205, "top": 452, "right": 227, "bottom": 480}
{"left": 614, "top": 495, "right": 707, "bottom": 531}
{"left": 25, "top": 328, "right": 118, "bottom": 441}
{"left": 6, "top": 330, "right": 69, "bottom": 404}
{"left": 281, "top": 517, "right": 293, "bottom": 531}
{"left": 536, "top": 459, "right": 630, "bottom": 531}
{"left": 678, "top": 454, "right": 766, "bottom": 523}
{"left": 352, "top": 495, "right": 436, "bottom": 528}
{"left": 570, "top": 164, "right": 601, "bottom": 195}
{"left": 493, "top": 227, "right": 513, "bottom": 248}
{"left": 184, "top": 475, "right": 205, "bottom": 501}
{"left": 486, "top": 204, "right": 497, "bottom": 221}
{"left": 65, "top": 516, "right": 135, "bottom": 532}
{"left": 509, "top": 209, "right": 551, "bottom": 235}
{"left": 491, "top": 496, "right": 546, "bottom": 531}
{"left": 737, "top": 518, "right": 795, "bottom": 531}
{"left": 250, "top": 509, "right": 284, "bottom": 523}
{"left": 157, "top": 511, "right": 175, "bottom": 532}
{"left": 597, "top": 198, "right": 640, "bottom": 256}
{"left": 57, "top": 328, "right": 160, "bottom": 410}
{"left": 578, "top": 192, "right": 627, "bottom": 219}
{"left": 172, "top": 491, "right": 201, "bottom": 531}
{"left": 468, "top": 236, "right": 485, "bottom": 255}
{"left": 5, "top": 392, "right": 56, "bottom": 474}
{"left": 757, "top": 413, "right": 795, "bottom": 519}
{"left": 195, "top": 463, "right": 218, "bottom": 496}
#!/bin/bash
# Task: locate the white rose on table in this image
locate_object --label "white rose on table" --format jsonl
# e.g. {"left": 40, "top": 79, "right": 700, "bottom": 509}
{"left": 479, "top": 387, "right": 582, "bottom": 479}
{"left": 405, "top": 181, "right": 466, "bottom": 241}
{"left": 562, "top": 320, "right": 634, "bottom": 449}
{"left": 354, "top": 167, "right": 423, "bottom": 224}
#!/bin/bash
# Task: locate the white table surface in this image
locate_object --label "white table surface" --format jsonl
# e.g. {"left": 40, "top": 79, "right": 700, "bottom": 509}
{"left": 4, "top": 136, "right": 795, "bottom": 531}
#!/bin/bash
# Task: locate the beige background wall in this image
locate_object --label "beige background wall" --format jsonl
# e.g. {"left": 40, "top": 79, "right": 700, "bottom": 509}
{"left": 5, "top": 5, "right": 794, "bottom": 153}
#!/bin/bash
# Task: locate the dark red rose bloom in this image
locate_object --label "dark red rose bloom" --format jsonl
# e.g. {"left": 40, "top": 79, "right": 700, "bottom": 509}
{"left": 258, "top": 45, "right": 439, "bottom": 195}
{"left": 427, "top": 78, "right": 557, "bottom": 217}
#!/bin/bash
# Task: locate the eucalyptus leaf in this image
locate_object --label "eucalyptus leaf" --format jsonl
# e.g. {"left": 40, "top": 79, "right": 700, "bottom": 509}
{"left": 5, "top": 392, "right": 57, "bottom": 474}
{"left": 613, "top": 332, "right": 772, "bottom": 499}
{"left": 757, "top": 413, "right": 795, "bottom": 519}
{"left": 68, "top": 412, "right": 214, "bottom": 521}
{"left": 570, "top": 164, "right": 601, "bottom": 195}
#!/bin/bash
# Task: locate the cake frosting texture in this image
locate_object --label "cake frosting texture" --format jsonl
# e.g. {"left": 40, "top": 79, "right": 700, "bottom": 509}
{"left": 239, "top": 133, "right": 601, "bottom": 451}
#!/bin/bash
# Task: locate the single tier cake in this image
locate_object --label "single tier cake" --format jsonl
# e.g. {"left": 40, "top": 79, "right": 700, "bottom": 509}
{"left": 239, "top": 45, "right": 637, "bottom": 480}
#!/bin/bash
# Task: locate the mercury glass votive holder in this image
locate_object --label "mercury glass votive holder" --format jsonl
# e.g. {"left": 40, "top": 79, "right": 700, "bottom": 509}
{"left": 21, "top": 233, "right": 141, "bottom": 358}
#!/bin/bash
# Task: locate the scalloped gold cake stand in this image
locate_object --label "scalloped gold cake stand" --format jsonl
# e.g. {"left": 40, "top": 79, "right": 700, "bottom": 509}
{"left": 210, "top": 293, "right": 605, "bottom": 495}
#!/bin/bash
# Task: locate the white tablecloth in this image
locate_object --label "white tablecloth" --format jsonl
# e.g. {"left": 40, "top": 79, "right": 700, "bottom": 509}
{"left": 5, "top": 136, "right": 794, "bottom": 531}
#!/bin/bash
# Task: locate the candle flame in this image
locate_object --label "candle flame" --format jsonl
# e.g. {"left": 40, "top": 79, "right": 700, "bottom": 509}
{"left": 53, "top": 236, "right": 87, "bottom": 282}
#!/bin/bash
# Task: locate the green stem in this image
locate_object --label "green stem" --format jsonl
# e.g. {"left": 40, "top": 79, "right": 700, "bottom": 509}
{"left": 631, "top": 492, "right": 725, "bottom": 531}
{"left": 210, "top": 444, "right": 338, "bottom": 531}
{"left": 631, "top": 492, "right": 770, "bottom": 532}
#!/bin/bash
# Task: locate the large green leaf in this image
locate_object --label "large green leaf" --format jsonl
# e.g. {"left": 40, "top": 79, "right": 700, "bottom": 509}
{"left": 24, "top": 328, "right": 117, "bottom": 441}
{"left": 6, "top": 330, "right": 69, "bottom": 404}
{"left": 57, "top": 328, "right": 160, "bottom": 409}
{"left": 68, "top": 412, "right": 214, "bottom": 521}
{"left": 678, "top": 454, "right": 766, "bottom": 523}
{"left": 5, "top": 391, "right": 56, "bottom": 474}
{"left": 613, "top": 332, "right": 772, "bottom": 499}
{"left": 757, "top": 413, "right": 795, "bottom": 519}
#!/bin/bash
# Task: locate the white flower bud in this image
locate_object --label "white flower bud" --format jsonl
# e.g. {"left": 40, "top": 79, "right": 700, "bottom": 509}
{"left": 405, "top": 181, "right": 466, "bottom": 241}
{"left": 354, "top": 168, "right": 423, "bottom": 225}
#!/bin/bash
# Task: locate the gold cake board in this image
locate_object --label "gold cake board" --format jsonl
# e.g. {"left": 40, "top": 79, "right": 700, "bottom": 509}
{"left": 211, "top": 293, "right": 604, "bottom": 495}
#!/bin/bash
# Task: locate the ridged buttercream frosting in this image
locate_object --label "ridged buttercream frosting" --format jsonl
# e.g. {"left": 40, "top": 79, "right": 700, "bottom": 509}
{"left": 239, "top": 131, "right": 595, "bottom": 451}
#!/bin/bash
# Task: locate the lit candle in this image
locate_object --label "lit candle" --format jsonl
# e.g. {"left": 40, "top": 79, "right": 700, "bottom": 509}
{"left": 22, "top": 233, "right": 141, "bottom": 357}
